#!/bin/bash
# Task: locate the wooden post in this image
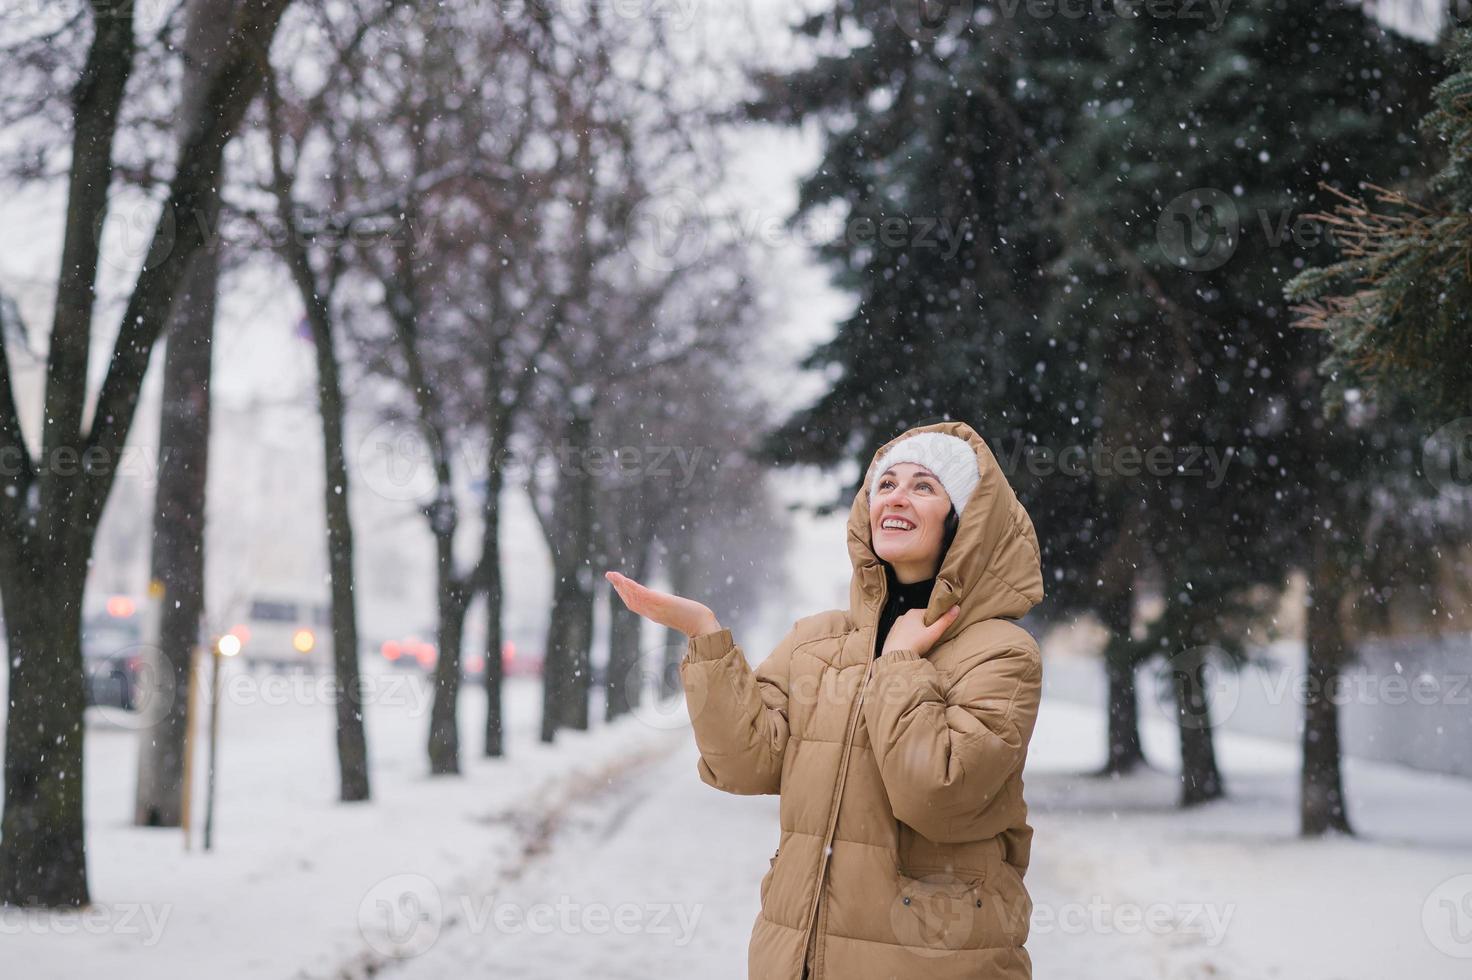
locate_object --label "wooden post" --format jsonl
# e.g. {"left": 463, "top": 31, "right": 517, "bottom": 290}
{"left": 180, "top": 644, "right": 201, "bottom": 851}
{"left": 204, "top": 641, "right": 224, "bottom": 851}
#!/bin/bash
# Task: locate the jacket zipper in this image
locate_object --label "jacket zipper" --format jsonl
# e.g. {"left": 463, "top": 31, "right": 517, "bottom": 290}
{"left": 800, "top": 574, "right": 887, "bottom": 979}
{"left": 801, "top": 658, "right": 874, "bottom": 978}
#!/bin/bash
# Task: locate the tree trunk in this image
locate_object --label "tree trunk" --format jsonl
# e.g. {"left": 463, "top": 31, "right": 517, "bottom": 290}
{"left": 310, "top": 320, "right": 371, "bottom": 802}
{"left": 132, "top": 0, "right": 229, "bottom": 831}
{"left": 1301, "top": 530, "right": 1353, "bottom": 836}
{"left": 134, "top": 242, "right": 218, "bottom": 827}
{"left": 427, "top": 525, "right": 469, "bottom": 775}
{"left": 1173, "top": 645, "right": 1225, "bottom": 806}
{"left": 605, "top": 571, "right": 645, "bottom": 721}
{"left": 602, "top": 482, "right": 652, "bottom": 722}
{"left": 659, "top": 545, "right": 695, "bottom": 700}
{"left": 0, "top": 0, "right": 290, "bottom": 908}
{"left": 373, "top": 193, "right": 481, "bottom": 779}
{"left": 540, "top": 588, "right": 569, "bottom": 743}
{"left": 1100, "top": 588, "right": 1146, "bottom": 775}
{"left": 270, "top": 102, "right": 372, "bottom": 802}
{"left": 541, "top": 565, "right": 593, "bottom": 740}
{"left": 559, "top": 574, "right": 595, "bottom": 732}
{"left": 538, "top": 410, "right": 595, "bottom": 740}
{"left": 556, "top": 413, "right": 595, "bottom": 732}
{"left": 481, "top": 457, "right": 506, "bottom": 758}
{"left": 0, "top": 552, "right": 90, "bottom": 907}
{"left": 0, "top": 2, "right": 136, "bottom": 908}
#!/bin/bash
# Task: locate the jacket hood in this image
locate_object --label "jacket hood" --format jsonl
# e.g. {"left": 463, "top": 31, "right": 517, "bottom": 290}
{"left": 847, "top": 420, "right": 1044, "bottom": 630}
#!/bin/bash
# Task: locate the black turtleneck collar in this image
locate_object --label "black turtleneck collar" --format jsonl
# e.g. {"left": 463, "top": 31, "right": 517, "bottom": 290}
{"left": 874, "top": 562, "right": 937, "bottom": 657}
{"left": 886, "top": 563, "right": 936, "bottom": 608}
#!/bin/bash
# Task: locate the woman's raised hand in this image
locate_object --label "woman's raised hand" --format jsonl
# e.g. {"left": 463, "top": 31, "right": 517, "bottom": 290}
{"left": 605, "top": 570, "right": 723, "bottom": 639}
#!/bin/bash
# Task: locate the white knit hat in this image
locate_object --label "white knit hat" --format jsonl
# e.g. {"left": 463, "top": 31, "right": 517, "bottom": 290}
{"left": 868, "top": 432, "right": 980, "bottom": 516}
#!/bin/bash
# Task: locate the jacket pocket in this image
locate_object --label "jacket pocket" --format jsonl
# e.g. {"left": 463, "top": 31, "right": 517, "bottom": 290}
{"left": 889, "top": 869, "right": 986, "bottom": 954}
{"left": 759, "top": 849, "right": 779, "bottom": 906}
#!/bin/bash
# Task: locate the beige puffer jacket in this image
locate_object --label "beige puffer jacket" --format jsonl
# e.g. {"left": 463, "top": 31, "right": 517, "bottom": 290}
{"left": 679, "top": 420, "right": 1045, "bottom": 980}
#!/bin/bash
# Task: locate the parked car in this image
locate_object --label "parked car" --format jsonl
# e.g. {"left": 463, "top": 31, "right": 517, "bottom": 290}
{"left": 378, "top": 635, "right": 438, "bottom": 671}
{"left": 82, "top": 602, "right": 145, "bottom": 711}
{"left": 394, "top": 638, "right": 543, "bottom": 679}
{"left": 85, "top": 650, "right": 145, "bottom": 711}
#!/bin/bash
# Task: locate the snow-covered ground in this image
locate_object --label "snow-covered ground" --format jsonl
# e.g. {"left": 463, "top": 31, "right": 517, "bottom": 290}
{"left": 377, "top": 694, "right": 1472, "bottom": 980}
{"left": 5, "top": 657, "right": 1472, "bottom": 979}
{"left": 0, "top": 662, "right": 686, "bottom": 979}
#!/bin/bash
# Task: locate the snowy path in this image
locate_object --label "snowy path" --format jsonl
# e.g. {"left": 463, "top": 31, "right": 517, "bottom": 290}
{"left": 1, "top": 666, "right": 689, "bottom": 980}
{"left": 377, "top": 733, "right": 766, "bottom": 980}
{"left": 5, "top": 660, "right": 1471, "bottom": 979}
{"left": 370, "top": 695, "right": 1472, "bottom": 980}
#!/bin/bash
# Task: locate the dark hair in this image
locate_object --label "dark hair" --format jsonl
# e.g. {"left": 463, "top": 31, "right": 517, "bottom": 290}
{"left": 940, "top": 504, "right": 960, "bottom": 561}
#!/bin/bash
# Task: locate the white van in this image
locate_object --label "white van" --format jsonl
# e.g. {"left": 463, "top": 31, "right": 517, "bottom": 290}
{"left": 233, "top": 596, "right": 333, "bottom": 673}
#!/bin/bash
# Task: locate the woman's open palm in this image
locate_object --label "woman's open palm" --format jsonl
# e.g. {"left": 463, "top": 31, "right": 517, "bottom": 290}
{"left": 605, "top": 570, "right": 722, "bottom": 639}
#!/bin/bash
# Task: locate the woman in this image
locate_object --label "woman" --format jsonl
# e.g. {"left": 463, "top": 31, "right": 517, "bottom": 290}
{"left": 606, "top": 420, "right": 1044, "bottom": 979}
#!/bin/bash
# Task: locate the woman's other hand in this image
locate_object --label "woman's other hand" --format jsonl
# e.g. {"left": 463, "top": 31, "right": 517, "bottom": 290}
{"left": 605, "top": 570, "right": 722, "bottom": 639}
{"left": 881, "top": 605, "right": 960, "bottom": 658}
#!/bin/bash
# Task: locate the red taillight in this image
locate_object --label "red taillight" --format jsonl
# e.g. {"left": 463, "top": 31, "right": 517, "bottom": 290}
{"left": 466, "top": 654, "right": 484, "bottom": 673}
{"left": 382, "top": 641, "right": 401, "bottom": 661}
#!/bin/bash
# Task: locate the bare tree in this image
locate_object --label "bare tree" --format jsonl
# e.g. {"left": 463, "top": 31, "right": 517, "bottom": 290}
{"left": 599, "top": 349, "right": 789, "bottom": 722}
{"left": 320, "top": 3, "right": 581, "bottom": 768}
{"left": 249, "top": 36, "right": 378, "bottom": 801}
{"left": 133, "top": 0, "right": 234, "bottom": 830}
{"left": 0, "top": 0, "right": 294, "bottom": 908}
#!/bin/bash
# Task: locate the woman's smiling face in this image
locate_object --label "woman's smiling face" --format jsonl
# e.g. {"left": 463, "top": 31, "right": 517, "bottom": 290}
{"left": 869, "top": 462, "right": 953, "bottom": 582}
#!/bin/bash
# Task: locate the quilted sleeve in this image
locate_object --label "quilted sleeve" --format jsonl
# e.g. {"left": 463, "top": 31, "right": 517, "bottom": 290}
{"left": 677, "top": 623, "right": 799, "bottom": 796}
{"left": 861, "top": 632, "right": 1042, "bottom": 842}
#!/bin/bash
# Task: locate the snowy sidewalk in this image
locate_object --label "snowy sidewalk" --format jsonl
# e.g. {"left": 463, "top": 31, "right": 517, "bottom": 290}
{"left": 1, "top": 665, "right": 689, "bottom": 980}
{"left": 5, "top": 661, "right": 1471, "bottom": 979}
{"left": 366, "top": 694, "right": 1472, "bottom": 980}
{"left": 377, "top": 728, "right": 767, "bottom": 980}
{"left": 1022, "top": 696, "right": 1472, "bottom": 979}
